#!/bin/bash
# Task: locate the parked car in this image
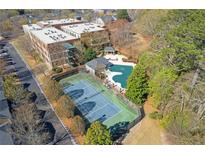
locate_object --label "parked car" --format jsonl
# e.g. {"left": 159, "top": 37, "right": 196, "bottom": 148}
{"left": 0, "top": 52, "right": 8, "bottom": 57}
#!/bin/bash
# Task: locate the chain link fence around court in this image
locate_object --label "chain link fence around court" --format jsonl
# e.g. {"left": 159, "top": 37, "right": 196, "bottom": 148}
{"left": 82, "top": 72, "right": 144, "bottom": 121}
{"left": 54, "top": 67, "right": 144, "bottom": 123}
{"left": 52, "top": 67, "right": 144, "bottom": 144}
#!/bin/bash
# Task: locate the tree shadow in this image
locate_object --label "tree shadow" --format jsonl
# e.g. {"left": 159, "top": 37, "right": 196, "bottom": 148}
{"left": 40, "top": 121, "right": 55, "bottom": 144}
{"left": 37, "top": 110, "right": 46, "bottom": 119}
{"left": 23, "top": 83, "right": 30, "bottom": 89}
{"left": 67, "top": 89, "right": 84, "bottom": 100}
{"left": 109, "top": 121, "right": 129, "bottom": 141}
{"left": 17, "top": 70, "right": 31, "bottom": 78}
{"left": 78, "top": 101, "right": 96, "bottom": 116}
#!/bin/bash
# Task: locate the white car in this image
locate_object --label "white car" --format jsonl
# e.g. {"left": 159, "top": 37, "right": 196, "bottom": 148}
{"left": 0, "top": 52, "right": 8, "bottom": 57}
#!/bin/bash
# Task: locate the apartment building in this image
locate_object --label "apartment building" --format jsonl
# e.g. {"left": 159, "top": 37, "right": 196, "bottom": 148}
{"left": 23, "top": 20, "right": 110, "bottom": 69}
{"left": 29, "top": 27, "right": 78, "bottom": 69}
{"left": 36, "top": 18, "right": 84, "bottom": 29}
{"left": 22, "top": 24, "right": 42, "bottom": 34}
{"left": 61, "top": 23, "right": 110, "bottom": 49}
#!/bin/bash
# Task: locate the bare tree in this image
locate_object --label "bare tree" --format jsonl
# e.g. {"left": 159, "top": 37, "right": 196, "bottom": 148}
{"left": 55, "top": 95, "right": 75, "bottom": 119}
{"left": 17, "top": 34, "right": 34, "bottom": 53}
{"left": 44, "top": 79, "right": 64, "bottom": 102}
{"left": 0, "top": 58, "right": 6, "bottom": 75}
{"left": 71, "top": 116, "right": 85, "bottom": 136}
{"left": 111, "top": 23, "right": 134, "bottom": 48}
{"left": 163, "top": 70, "right": 205, "bottom": 144}
{"left": 10, "top": 103, "right": 51, "bottom": 145}
{"left": 33, "top": 63, "right": 47, "bottom": 77}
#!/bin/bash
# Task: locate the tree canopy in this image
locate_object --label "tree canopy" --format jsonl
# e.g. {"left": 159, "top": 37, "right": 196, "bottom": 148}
{"left": 126, "top": 63, "right": 148, "bottom": 105}
{"left": 117, "top": 10, "right": 130, "bottom": 21}
{"left": 83, "top": 48, "right": 97, "bottom": 62}
{"left": 44, "top": 79, "right": 64, "bottom": 102}
{"left": 56, "top": 95, "right": 75, "bottom": 118}
{"left": 127, "top": 10, "right": 205, "bottom": 144}
{"left": 84, "top": 121, "right": 113, "bottom": 145}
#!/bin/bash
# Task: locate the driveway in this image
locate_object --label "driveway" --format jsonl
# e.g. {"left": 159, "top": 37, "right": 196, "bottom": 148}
{"left": 2, "top": 41, "right": 74, "bottom": 145}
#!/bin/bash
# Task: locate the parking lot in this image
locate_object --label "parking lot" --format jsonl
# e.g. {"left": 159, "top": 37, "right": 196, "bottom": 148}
{"left": 0, "top": 40, "right": 74, "bottom": 145}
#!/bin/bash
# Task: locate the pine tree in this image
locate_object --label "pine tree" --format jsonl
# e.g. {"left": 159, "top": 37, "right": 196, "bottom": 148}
{"left": 126, "top": 64, "right": 148, "bottom": 105}
{"left": 84, "top": 121, "right": 112, "bottom": 145}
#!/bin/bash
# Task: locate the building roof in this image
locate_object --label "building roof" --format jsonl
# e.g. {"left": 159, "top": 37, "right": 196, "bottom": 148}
{"left": 104, "top": 46, "right": 115, "bottom": 52}
{"left": 31, "top": 27, "right": 77, "bottom": 44}
{"left": 22, "top": 24, "right": 42, "bottom": 31}
{"left": 86, "top": 57, "right": 112, "bottom": 71}
{"left": 37, "top": 18, "right": 82, "bottom": 27}
{"left": 61, "top": 23, "right": 104, "bottom": 36}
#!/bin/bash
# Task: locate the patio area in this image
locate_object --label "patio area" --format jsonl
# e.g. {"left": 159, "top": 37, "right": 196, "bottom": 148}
{"left": 104, "top": 54, "right": 136, "bottom": 67}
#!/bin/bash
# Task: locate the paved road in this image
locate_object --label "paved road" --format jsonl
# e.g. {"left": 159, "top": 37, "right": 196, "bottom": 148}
{"left": 3, "top": 41, "right": 74, "bottom": 145}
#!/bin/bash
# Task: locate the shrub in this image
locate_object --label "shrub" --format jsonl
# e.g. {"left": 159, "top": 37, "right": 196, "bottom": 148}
{"left": 56, "top": 95, "right": 75, "bottom": 118}
{"left": 44, "top": 79, "right": 64, "bottom": 101}
{"left": 83, "top": 48, "right": 97, "bottom": 62}
{"left": 52, "top": 67, "right": 63, "bottom": 74}
{"left": 70, "top": 116, "right": 85, "bottom": 135}
{"left": 149, "top": 111, "right": 163, "bottom": 120}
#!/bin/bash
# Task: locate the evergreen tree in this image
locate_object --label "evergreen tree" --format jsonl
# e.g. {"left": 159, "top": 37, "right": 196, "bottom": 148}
{"left": 126, "top": 64, "right": 148, "bottom": 105}
{"left": 84, "top": 121, "right": 112, "bottom": 145}
{"left": 83, "top": 48, "right": 97, "bottom": 62}
{"left": 117, "top": 10, "right": 130, "bottom": 20}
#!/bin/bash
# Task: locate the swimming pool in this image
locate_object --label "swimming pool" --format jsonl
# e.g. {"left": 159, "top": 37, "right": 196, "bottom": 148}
{"left": 108, "top": 65, "right": 133, "bottom": 89}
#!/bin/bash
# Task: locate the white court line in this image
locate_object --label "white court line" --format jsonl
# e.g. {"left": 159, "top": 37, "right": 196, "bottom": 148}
{"left": 86, "top": 103, "right": 108, "bottom": 118}
{"left": 103, "top": 109, "right": 123, "bottom": 123}
{"left": 75, "top": 81, "right": 105, "bottom": 104}
{"left": 69, "top": 79, "right": 123, "bottom": 123}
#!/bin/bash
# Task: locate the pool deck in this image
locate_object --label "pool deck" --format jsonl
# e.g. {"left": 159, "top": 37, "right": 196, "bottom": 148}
{"left": 104, "top": 54, "right": 135, "bottom": 90}
{"left": 105, "top": 70, "right": 122, "bottom": 89}
{"left": 104, "top": 54, "right": 136, "bottom": 67}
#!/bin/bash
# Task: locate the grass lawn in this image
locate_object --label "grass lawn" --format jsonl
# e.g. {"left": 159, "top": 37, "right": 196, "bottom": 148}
{"left": 10, "top": 36, "right": 48, "bottom": 84}
{"left": 122, "top": 99, "right": 172, "bottom": 145}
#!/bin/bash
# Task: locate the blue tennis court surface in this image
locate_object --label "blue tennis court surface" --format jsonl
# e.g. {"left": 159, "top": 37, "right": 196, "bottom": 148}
{"left": 63, "top": 80, "right": 121, "bottom": 123}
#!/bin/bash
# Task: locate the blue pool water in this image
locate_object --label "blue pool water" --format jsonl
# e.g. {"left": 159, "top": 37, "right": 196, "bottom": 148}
{"left": 108, "top": 65, "right": 133, "bottom": 89}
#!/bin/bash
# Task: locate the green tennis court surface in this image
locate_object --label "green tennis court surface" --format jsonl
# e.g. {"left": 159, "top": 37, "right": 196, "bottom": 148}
{"left": 59, "top": 72, "right": 140, "bottom": 128}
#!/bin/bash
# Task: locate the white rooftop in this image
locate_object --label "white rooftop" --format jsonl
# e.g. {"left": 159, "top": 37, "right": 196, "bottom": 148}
{"left": 31, "top": 27, "right": 76, "bottom": 44}
{"left": 61, "top": 23, "right": 105, "bottom": 34}
{"left": 37, "top": 18, "right": 82, "bottom": 26}
{"left": 22, "top": 24, "right": 42, "bottom": 31}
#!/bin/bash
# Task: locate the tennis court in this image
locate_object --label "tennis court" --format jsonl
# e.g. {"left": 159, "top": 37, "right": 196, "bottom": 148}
{"left": 60, "top": 72, "right": 140, "bottom": 128}
{"left": 64, "top": 80, "right": 120, "bottom": 123}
